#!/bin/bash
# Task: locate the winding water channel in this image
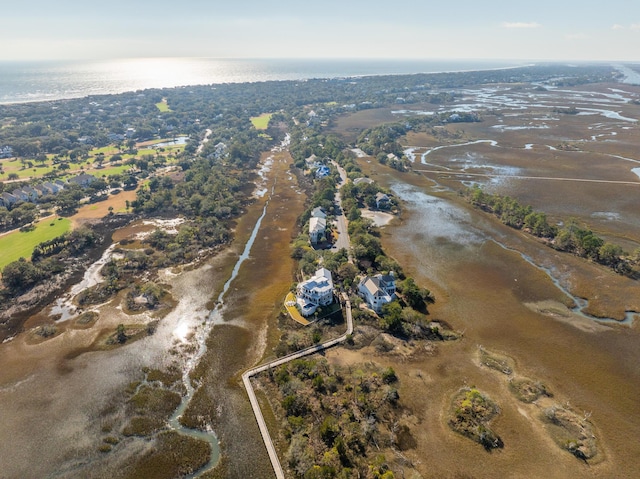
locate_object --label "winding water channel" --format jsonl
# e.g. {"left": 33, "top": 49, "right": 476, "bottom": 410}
{"left": 492, "top": 240, "right": 638, "bottom": 325}
{"left": 168, "top": 183, "right": 275, "bottom": 478}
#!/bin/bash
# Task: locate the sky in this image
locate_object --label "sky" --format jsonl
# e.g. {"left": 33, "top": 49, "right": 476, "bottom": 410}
{"left": 2, "top": 0, "right": 639, "bottom": 62}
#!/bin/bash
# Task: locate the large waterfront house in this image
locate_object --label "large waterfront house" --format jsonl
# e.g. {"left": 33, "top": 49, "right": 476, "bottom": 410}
{"left": 296, "top": 268, "right": 334, "bottom": 316}
{"left": 358, "top": 272, "right": 396, "bottom": 313}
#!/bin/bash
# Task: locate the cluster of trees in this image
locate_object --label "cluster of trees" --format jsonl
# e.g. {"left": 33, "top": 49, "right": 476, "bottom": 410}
{"left": 341, "top": 181, "right": 395, "bottom": 218}
{"left": 0, "top": 202, "right": 38, "bottom": 232}
{"left": 265, "top": 358, "right": 400, "bottom": 479}
{"left": 466, "top": 186, "right": 637, "bottom": 275}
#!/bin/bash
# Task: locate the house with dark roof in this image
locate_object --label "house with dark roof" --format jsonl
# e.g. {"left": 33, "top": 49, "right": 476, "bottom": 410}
{"left": 0, "top": 192, "right": 18, "bottom": 208}
{"left": 22, "top": 186, "right": 40, "bottom": 201}
{"left": 375, "top": 192, "right": 390, "bottom": 209}
{"left": 68, "top": 173, "right": 96, "bottom": 187}
{"left": 11, "top": 189, "right": 29, "bottom": 203}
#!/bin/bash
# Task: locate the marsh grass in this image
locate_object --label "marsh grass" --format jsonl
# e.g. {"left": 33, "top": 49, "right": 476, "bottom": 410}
{"left": 120, "top": 431, "right": 210, "bottom": 479}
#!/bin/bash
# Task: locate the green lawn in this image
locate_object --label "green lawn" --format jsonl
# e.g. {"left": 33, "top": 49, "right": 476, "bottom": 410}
{"left": 0, "top": 217, "right": 72, "bottom": 271}
{"left": 156, "top": 100, "right": 172, "bottom": 112}
{"left": 250, "top": 113, "right": 273, "bottom": 130}
{"left": 91, "top": 164, "right": 133, "bottom": 177}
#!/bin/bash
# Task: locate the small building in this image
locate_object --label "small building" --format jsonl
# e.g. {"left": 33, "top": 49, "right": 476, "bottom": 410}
{"left": 0, "top": 192, "right": 18, "bottom": 208}
{"left": 68, "top": 173, "right": 96, "bottom": 187}
{"left": 0, "top": 146, "right": 13, "bottom": 159}
{"left": 11, "top": 189, "right": 29, "bottom": 202}
{"left": 375, "top": 192, "right": 390, "bottom": 209}
{"left": 296, "top": 268, "right": 334, "bottom": 316}
{"left": 311, "top": 207, "right": 326, "bottom": 219}
{"left": 305, "top": 154, "right": 318, "bottom": 166}
{"left": 34, "top": 185, "right": 49, "bottom": 197}
{"left": 43, "top": 181, "right": 64, "bottom": 194}
{"left": 213, "top": 142, "right": 227, "bottom": 159}
{"left": 22, "top": 186, "right": 41, "bottom": 201}
{"left": 309, "top": 216, "right": 326, "bottom": 245}
{"left": 358, "top": 272, "right": 396, "bottom": 313}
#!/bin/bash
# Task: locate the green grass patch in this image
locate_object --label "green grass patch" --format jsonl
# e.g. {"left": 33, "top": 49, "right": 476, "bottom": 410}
{"left": 89, "top": 164, "right": 132, "bottom": 177}
{"left": 0, "top": 217, "right": 72, "bottom": 271}
{"left": 136, "top": 148, "right": 156, "bottom": 157}
{"left": 155, "top": 100, "right": 172, "bottom": 112}
{"left": 250, "top": 113, "right": 273, "bottom": 130}
{"left": 90, "top": 145, "right": 122, "bottom": 156}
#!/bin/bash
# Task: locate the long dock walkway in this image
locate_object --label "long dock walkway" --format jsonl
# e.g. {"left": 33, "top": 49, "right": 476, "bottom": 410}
{"left": 242, "top": 293, "right": 353, "bottom": 479}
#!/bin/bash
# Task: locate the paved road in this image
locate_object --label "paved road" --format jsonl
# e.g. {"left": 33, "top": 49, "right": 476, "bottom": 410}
{"left": 243, "top": 295, "right": 353, "bottom": 479}
{"left": 330, "top": 161, "right": 351, "bottom": 254}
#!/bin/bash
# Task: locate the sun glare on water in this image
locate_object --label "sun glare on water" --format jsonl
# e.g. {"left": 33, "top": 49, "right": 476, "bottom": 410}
{"left": 173, "top": 320, "right": 191, "bottom": 342}
{"left": 89, "top": 58, "right": 220, "bottom": 91}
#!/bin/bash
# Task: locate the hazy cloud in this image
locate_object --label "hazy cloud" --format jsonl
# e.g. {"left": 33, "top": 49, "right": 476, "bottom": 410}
{"left": 565, "top": 33, "right": 588, "bottom": 40}
{"left": 611, "top": 23, "right": 640, "bottom": 30}
{"left": 502, "top": 22, "right": 542, "bottom": 29}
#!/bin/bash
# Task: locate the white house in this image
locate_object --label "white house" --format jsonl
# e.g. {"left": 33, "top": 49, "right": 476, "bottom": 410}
{"left": 309, "top": 216, "right": 326, "bottom": 244}
{"left": 358, "top": 272, "right": 396, "bottom": 313}
{"left": 213, "top": 142, "right": 227, "bottom": 159}
{"left": 296, "top": 267, "right": 334, "bottom": 316}
{"left": 0, "top": 146, "right": 13, "bottom": 159}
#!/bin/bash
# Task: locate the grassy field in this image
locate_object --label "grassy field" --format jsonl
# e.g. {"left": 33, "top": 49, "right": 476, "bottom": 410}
{"left": 0, "top": 217, "right": 72, "bottom": 271}
{"left": 155, "top": 100, "right": 172, "bottom": 112}
{"left": 250, "top": 113, "right": 273, "bottom": 130}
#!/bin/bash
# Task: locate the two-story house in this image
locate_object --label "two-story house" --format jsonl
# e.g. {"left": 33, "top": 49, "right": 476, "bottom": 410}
{"left": 358, "top": 272, "right": 396, "bottom": 313}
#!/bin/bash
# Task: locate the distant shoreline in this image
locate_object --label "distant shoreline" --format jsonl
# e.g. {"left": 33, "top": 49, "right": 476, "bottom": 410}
{"left": 0, "top": 58, "right": 532, "bottom": 106}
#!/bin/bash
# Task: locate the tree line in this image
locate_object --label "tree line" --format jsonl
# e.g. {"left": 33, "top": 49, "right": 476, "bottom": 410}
{"left": 466, "top": 185, "right": 638, "bottom": 275}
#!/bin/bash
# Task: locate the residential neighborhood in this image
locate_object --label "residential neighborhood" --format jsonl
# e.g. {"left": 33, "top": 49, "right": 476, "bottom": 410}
{"left": 0, "top": 175, "right": 95, "bottom": 208}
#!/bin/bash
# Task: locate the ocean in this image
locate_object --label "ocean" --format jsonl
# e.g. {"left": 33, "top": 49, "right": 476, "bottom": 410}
{"left": 0, "top": 58, "right": 527, "bottom": 105}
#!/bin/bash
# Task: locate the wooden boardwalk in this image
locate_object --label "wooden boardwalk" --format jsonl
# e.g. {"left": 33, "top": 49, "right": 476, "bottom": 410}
{"left": 242, "top": 293, "right": 353, "bottom": 479}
